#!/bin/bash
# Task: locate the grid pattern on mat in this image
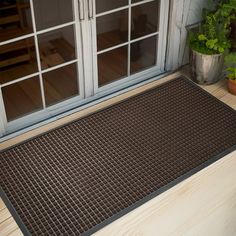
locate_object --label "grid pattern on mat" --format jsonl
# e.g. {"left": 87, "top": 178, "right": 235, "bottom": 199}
{"left": 1, "top": 77, "right": 236, "bottom": 235}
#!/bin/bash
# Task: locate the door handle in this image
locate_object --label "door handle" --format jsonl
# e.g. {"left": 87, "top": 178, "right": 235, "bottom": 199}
{"left": 78, "top": 0, "right": 85, "bottom": 20}
{"left": 88, "top": 0, "right": 94, "bottom": 19}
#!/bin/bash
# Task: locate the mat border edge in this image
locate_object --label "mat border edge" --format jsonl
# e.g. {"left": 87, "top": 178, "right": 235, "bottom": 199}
{"left": 1, "top": 76, "right": 236, "bottom": 236}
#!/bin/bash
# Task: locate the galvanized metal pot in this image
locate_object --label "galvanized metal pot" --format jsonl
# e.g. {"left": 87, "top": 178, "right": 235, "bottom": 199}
{"left": 190, "top": 49, "right": 224, "bottom": 85}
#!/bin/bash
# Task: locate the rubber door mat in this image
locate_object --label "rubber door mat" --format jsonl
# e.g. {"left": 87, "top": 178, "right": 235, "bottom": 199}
{"left": 1, "top": 77, "right": 236, "bottom": 236}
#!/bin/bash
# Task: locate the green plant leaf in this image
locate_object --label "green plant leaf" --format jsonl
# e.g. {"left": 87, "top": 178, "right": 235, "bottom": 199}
{"left": 188, "top": 0, "right": 232, "bottom": 55}
{"left": 219, "top": 47, "right": 225, "bottom": 53}
{"left": 198, "top": 34, "right": 207, "bottom": 41}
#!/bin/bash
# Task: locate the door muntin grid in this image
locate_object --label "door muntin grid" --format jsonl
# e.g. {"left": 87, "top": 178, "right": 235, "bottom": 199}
{"left": 0, "top": 0, "right": 169, "bottom": 136}
{"left": 95, "top": 0, "right": 161, "bottom": 88}
{"left": 0, "top": 0, "right": 82, "bottom": 125}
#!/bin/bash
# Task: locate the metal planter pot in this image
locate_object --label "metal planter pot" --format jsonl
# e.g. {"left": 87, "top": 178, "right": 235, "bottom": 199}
{"left": 190, "top": 49, "right": 224, "bottom": 85}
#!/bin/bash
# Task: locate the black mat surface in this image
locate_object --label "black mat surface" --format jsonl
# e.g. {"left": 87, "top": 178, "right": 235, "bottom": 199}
{"left": 1, "top": 77, "right": 236, "bottom": 236}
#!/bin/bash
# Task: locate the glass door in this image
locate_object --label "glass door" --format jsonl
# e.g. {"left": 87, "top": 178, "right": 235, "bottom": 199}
{"left": 0, "top": 0, "right": 84, "bottom": 135}
{"left": 0, "top": 0, "right": 169, "bottom": 136}
{"left": 92, "top": 0, "right": 169, "bottom": 93}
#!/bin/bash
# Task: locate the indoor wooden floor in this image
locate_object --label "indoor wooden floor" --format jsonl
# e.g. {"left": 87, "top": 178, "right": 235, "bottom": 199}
{"left": 0, "top": 72, "right": 236, "bottom": 236}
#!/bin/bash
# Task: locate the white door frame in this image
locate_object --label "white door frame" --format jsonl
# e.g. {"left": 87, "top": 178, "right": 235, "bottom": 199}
{"left": 0, "top": 0, "right": 170, "bottom": 137}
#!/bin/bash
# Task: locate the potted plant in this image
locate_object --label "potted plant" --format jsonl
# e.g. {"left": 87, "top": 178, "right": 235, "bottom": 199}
{"left": 224, "top": 0, "right": 236, "bottom": 50}
{"left": 188, "top": 1, "right": 232, "bottom": 84}
{"left": 222, "top": 0, "right": 236, "bottom": 50}
{"left": 225, "top": 53, "right": 236, "bottom": 95}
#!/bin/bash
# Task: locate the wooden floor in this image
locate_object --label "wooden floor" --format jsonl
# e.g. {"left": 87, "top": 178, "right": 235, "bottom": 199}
{"left": 0, "top": 71, "right": 236, "bottom": 236}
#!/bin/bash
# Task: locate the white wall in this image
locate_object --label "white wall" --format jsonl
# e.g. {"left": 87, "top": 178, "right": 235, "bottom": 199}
{"left": 180, "top": 0, "right": 211, "bottom": 65}
{"left": 166, "top": 0, "right": 209, "bottom": 70}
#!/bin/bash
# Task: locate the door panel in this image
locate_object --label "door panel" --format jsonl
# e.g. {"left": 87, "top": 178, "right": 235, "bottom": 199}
{"left": 96, "top": 0, "right": 128, "bottom": 14}
{"left": 38, "top": 25, "right": 76, "bottom": 69}
{"left": 32, "top": 0, "right": 74, "bottom": 31}
{"left": 98, "top": 46, "right": 128, "bottom": 86}
{"left": 0, "top": 0, "right": 33, "bottom": 42}
{"left": 96, "top": 10, "right": 129, "bottom": 51}
{"left": 94, "top": 0, "right": 162, "bottom": 90}
{"left": 130, "top": 35, "right": 158, "bottom": 74}
{"left": 0, "top": 0, "right": 83, "bottom": 135}
{"left": 42, "top": 63, "right": 79, "bottom": 106}
{"left": 2, "top": 76, "right": 43, "bottom": 121}
{"left": 0, "top": 0, "right": 169, "bottom": 136}
{"left": 0, "top": 37, "right": 38, "bottom": 84}
{"left": 131, "top": 1, "right": 159, "bottom": 40}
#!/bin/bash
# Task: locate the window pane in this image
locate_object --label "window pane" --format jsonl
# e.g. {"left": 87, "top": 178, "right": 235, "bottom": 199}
{"left": 97, "top": 10, "right": 128, "bottom": 51}
{"left": 98, "top": 46, "right": 128, "bottom": 87}
{"left": 43, "top": 63, "right": 79, "bottom": 106}
{"left": 33, "top": 0, "right": 73, "bottom": 31}
{"left": 0, "top": 0, "right": 33, "bottom": 42}
{"left": 0, "top": 37, "right": 38, "bottom": 84}
{"left": 38, "top": 25, "right": 76, "bottom": 70}
{"left": 131, "top": 1, "right": 159, "bottom": 40}
{"left": 96, "top": 0, "right": 128, "bottom": 14}
{"left": 2, "top": 76, "right": 43, "bottom": 121}
{"left": 130, "top": 36, "right": 157, "bottom": 74}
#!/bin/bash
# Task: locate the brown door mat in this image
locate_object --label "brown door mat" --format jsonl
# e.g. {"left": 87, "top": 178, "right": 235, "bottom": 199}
{"left": 1, "top": 77, "right": 236, "bottom": 236}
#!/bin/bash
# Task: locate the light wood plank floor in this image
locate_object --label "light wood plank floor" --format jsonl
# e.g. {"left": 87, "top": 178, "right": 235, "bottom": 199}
{"left": 0, "top": 71, "right": 236, "bottom": 236}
